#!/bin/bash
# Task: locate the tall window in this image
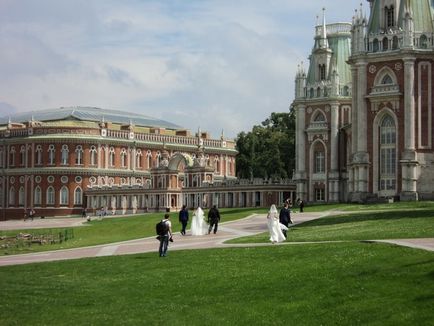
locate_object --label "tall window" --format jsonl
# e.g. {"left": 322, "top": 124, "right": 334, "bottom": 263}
{"left": 48, "top": 145, "right": 55, "bottom": 165}
{"left": 314, "top": 151, "right": 325, "bottom": 173}
{"left": 9, "top": 146, "right": 15, "bottom": 166}
{"left": 90, "top": 146, "right": 97, "bottom": 166}
{"left": 74, "top": 187, "right": 83, "bottom": 205}
{"left": 156, "top": 151, "right": 161, "bottom": 168}
{"left": 385, "top": 6, "right": 394, "bottom": 28}
{"left": 35, "top": 145, "right": 42, "bottom": 165}
{"left": 46, "top": 186, "right": 55, "bottom": 205}
{"left": 20, "top": 145, "right": 26, "bottom": 166}
{"left": 61, "top": 145, "right": 69, "bottom": 165}
{"left": 136, "top": 149, "right": 142, "bottom": 168}
{"left": 75, "top": 145, "right": 83, "bottom": 165}
{"left": 109, "top": 147, "right": 115, "bottom": 167}
{"left": 0, "top": 147, "right": 3, "bottom": 168}
{"left": 34, "top": 186, "right": 42, "bottom": 206}
{"left": 315, "top": 188, "right": 325, "bottom": 201}
{"left": 379, "top": 115, "right": 396, "bottom": 192}
{"left": 121, "top": 148, "right": 127, "bottom": 168}
{"left": 18, "top": 187, "right": 25, "bottom": 206}
{"left": 9, "top": 187, "right": 15, "bottom": 205}
{"left": 147, "top": 151, "right": 152, "bottom": 169}
{"left": 319, "top": 64, "right": 326, "bottom": 81}
{"left": 60, "top": 186, "right": 69, "bottom": 205}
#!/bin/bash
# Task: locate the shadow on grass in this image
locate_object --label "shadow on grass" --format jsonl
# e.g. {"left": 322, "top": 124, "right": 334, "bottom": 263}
{"left": 298, "top": 209, "right": 434, "bottom": 228}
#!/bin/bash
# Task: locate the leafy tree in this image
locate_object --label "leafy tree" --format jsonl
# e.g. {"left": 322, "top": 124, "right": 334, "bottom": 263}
{"left": 235, "top": 111, "right": 296, "bottom": 179}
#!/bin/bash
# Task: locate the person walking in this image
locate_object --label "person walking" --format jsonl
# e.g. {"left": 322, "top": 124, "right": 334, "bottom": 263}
{"left": 298, "top": 199, "right": 305, "bottom": 213}
{"left": 279, "top": 203, "right": 291, "bottom": 238}
{"left": 178, "top": 205, "right": 189, "bottom": 235}
{"left": 158, "top": 214, "right": 173, "bottom": 257}
{"left": 207, "top": 205, "right": 221, "bottom": 234}
{"left": 267, "top": 204, "right": 286, "bottom": 244}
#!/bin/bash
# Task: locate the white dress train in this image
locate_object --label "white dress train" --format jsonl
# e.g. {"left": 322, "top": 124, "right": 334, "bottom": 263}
{"left": 191, "top": 207, "right": 209, "bottom": 236}
{"left": 267, "top": 212, "right": 286, "bottom": 243}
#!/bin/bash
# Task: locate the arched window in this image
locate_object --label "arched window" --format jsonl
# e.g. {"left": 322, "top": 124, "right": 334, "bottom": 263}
{"left": 75, "top": 145, "right": 83, "bottom": 165}
{"left": 214, "top": 155, "right": 220, "bottom": 173}
{"left": 61, "top": 145, "right": 69, "bottom": 165}
{"left": 74, "top": 187, "right": 83, "bottom": 205}
{"left": 34, "top": 186, "right": 42, "bottom": 206}
{"left": 314, "top": 151, "right": 325, "bottom": 173}
{"left": 381, "top": 74, "right": 393, "bottom": 85}
{"left": 392, "top": 36, "right": 398, "bottom": 50}
{"left": 35, "top": 145, "right": 42, "bottom": 165}
{"left": 379, "top": 115, "right": 396, "bottom": 193}
{"left": 316, "top": 87, "right": 321, "bottom": 97}
{"left": 120, "top": 148, "right": 127, "bottom": 168}
{"left": 156, "top": 151, "right": 161, "bottom": 168}
{"left": 319, "top": 64, "right": 326, "bottom": 81}
{"left": 109, "top": 147, "right": 115, "bottom": 167}
{"left": 310, "top": 88, "right": 314, "bottom": 98}
{"left": 385, "top": 6, "right": 394, "bottom": 28}
{"left": 373, "top": 38, "right": 379, "bottom": 52}
{"left": 9, "top": 187, "right": 15, "bottom": 205}
{"left": 60, "top": 186, "right": 69, "bottom": 205}
{"left": 136, "top": 149, "right": 142, "bottom": 168}
{"left": 46, "top": 186, "right": 55, "bottom": 205}
{"left": 90, "top": 146, "right": 97, "bottom": 166}
{"left": 146, "top": 150, "right": 152, "bottom": 169}
{"left": 48, "top": 145, "right": 55, "bottom": 165}
{"left": 343, "top": 86, "right": 349, "bottom": 96}
{"left": 9, "top": 146, "right": 16, "bottom": 166}
{"left": 20, "top": 145, "right": 26, "bottom": 166}
{"left": 420, "top": 34, "right": 428, "bottom": 49}
{"left": 18, "top": 186, "right": 25, "bottom": 206}
{"left": 382, "top": 37, "right": 388, "bottom": 51}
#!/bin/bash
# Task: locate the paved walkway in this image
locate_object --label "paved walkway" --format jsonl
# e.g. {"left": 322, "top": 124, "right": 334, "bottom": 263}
{"left": 0, "top": 212, "right": 433, "bottom": 267}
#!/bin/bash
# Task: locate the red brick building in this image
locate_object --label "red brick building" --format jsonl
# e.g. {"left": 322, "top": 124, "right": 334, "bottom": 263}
{"left": 293, "top": 1, "right": 434, "bottom": 203}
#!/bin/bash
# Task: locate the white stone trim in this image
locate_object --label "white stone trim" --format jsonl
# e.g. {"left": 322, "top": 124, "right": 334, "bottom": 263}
{"left": 418, "top": 61, "right": 432, "bottom": 149}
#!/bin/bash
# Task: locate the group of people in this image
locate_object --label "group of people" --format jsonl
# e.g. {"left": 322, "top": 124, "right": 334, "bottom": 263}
{"left": 267, "top": 199, "right": 300, "bottom": 244}
{"left": 157, "top": 205, "right": 221, "bottom": 257}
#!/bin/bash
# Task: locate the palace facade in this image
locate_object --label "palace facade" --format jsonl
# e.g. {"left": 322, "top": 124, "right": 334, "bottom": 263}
{"left": 0, "top": 107, "right": 295, "bottom": 220}
{"left": 293, "top": 0, "right": 434, "bottom": 203}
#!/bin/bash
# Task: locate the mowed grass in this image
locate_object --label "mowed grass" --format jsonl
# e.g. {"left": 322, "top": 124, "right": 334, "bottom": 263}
{"left": 0, "top": 208, "right": 266, "bottom": 256}
{"left": 0, "top": 243, "right": 433, "bottom": 325}
{"left": 229, "top": 206, "right": 434, "bottom": 244}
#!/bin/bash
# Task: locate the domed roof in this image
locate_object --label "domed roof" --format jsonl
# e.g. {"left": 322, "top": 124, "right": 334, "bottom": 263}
{"left": 0, "top": 106, "right": 183, "bottom": 130}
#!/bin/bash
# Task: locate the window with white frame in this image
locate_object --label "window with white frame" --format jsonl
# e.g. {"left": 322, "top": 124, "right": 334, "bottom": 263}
{"left": 136, "top": 149, "right": 142, "bottom": 168}
{"left": 74, "top": 187, "right": 83, "bottom": 205}
{"left": 90, "top": 146, "right": 97, "bottom": 166}
{"left": 20, "top": 145, "right": 26, "bottom": 166}
{"left": 146, "top": 150, "right": 152, "bottom": 169}
{"left": 18, "top": 186, "right": 25, "bottom": 206}
{"left": 109, "top": 147, "right": 115, "bottom": 167}
{"left": 34, "top": 186, "right": 42, "bottom": 206}
{"left": 48, "top": 145, "right": 55, "bottom": 165}
{"left": 121, "top": 148, "right": 127, "bottom": 168}
{"left": 60, "top": 186, "right": 69, "bottom": 205}
{"left": 315, "top": 188, "right": 325, "bottom": 201}
{"left": 35, "top": 145, "right": 42, "bottom": 165}
{"left": 61, "top": 145, "right": 69, "bottom": 165}
{"left": 46, "top": 186, "right": 55, "bottom": 205}
{"left": 314, "top": 151, "right": 325, "bottom": 173}
{"left": 75, "top": 145, "right": 83, "bottom": 165}
{"left": 9, "top": 146, "right": 16, "bottom": 166}
{"left": 156, "top": 151, "right": 161, "bottom": 168}
{"left": 379, "top": 115, "right": 396, "bottom": 192}
{"left": 9, "top": 187, "right": 15, "bottom": 205}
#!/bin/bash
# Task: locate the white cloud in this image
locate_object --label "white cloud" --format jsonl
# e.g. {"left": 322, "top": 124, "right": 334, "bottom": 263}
{"left": 0, "top": 0, "right": 361, "bottom": 138}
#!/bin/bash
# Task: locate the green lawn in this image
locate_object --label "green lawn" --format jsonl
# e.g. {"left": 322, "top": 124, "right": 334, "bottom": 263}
{"left": 229, "top": 207, "right": 434, "bottom": 244}
{"left": 0, "top": 243, "right": 433, "bottom": 325}
{"left": 0, "top": 208, "right": 266, "bottom": 256}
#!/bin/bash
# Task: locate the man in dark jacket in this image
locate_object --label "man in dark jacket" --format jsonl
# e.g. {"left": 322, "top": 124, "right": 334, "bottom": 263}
{"left": 207, "top": 205, "right": 221, "bottom": 234}
{"left": 178, "top": 205, "right": 189, "bottom": 235}
{"left": 279, "top": 203, "right": 291, "bottom": 238}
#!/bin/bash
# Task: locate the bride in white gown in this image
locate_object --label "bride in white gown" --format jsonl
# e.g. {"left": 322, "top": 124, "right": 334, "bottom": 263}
{"left": 191, "top": 207, "right": 209, "bottom": 236}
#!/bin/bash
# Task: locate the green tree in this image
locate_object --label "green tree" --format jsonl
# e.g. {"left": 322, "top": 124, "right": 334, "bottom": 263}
{"left": 235, "top": 111, "right": 296, "bottom": 179}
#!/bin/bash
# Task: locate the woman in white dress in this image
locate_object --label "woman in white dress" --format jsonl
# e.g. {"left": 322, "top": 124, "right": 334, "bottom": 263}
{"left": 267, "top": 204, "right": 286, "bottom": 243}
{"left": 191, "top": 207, "right": 209, "bottom": 236}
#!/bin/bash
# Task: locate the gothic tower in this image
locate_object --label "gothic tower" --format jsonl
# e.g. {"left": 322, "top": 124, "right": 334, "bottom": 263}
{"left": 348, "top": 0, "right": 434, "bottom": 202}
{"left": 292, "top": 9, "right": 353, "bottom": 202}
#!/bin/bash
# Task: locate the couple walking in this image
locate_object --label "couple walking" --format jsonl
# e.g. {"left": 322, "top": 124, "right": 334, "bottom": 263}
{"left": 267, "top": 203, "right": 293, "bottom": 243}
{"left": 180, "top": 205, "right": 220, "bottom": 236}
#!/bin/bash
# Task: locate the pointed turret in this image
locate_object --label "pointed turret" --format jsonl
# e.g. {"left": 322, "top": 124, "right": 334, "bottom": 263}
{"left": 319, "top": 8, "right": 329, "bottom": 49}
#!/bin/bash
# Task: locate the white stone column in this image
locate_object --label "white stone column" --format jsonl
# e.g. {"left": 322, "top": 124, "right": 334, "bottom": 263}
{"left": 404, "top": 57, "right": 416, "bottom": 151}
{"left": 330, "top": 102, "right": 339, "bottom": 172}
{"left": 356, "top": 61, "right": 367, "bottom": 153}
{"left": 296, "top": 104, "right": 306, "bottom": 172}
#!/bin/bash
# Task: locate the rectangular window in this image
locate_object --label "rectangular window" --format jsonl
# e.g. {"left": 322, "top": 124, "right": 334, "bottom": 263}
{"left": 315, "top": 188, "right": 325, "bottom": 201}
{"left": 314, "top": 151, "right": 325, "bottom": 173}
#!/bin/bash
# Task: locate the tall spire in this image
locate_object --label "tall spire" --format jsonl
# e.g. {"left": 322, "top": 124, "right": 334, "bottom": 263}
{"left": 319, "top": 7, "right": 328, "bottom": 49}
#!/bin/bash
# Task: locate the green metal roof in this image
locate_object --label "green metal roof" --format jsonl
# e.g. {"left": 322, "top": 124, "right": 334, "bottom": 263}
{"left": 0, "top": 106, "right": 183, "bottom": 130}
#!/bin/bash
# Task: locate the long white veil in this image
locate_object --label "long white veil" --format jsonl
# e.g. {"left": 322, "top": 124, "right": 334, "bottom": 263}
{"left": 191, "top": 207, "right": 208, "bottom": 236}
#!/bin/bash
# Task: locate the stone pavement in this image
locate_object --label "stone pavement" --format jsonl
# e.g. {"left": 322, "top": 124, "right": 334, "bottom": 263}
{"left": 0, "top": 211, "right": 433, "bottom": 267}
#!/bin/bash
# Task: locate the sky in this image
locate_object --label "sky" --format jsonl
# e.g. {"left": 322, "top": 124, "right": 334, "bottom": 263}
{"left": 0, "top": 0, "right": 362, "bottom": 138}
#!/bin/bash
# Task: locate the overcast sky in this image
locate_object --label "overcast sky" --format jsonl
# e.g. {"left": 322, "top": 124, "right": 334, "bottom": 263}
{"left": 0, "top": 0, "right": 362, "bottom": 138}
